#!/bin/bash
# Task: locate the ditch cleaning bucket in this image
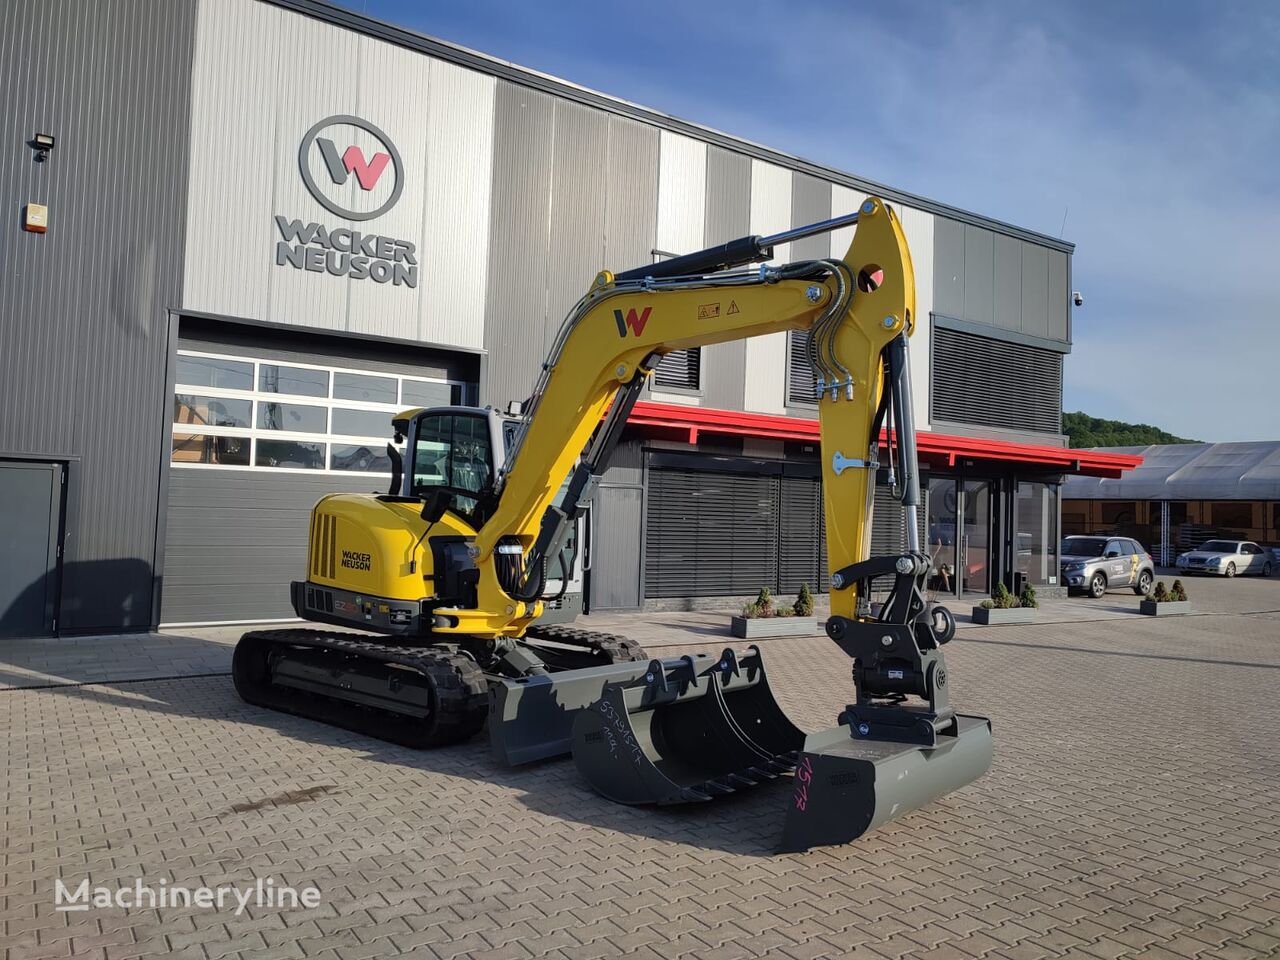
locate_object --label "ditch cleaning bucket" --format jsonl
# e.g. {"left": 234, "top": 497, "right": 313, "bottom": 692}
{"left": 778, "top": 714, "right": 994, "bottom": 852}
{"left": 571, "top": 647, "right": 806, "bottom": 804}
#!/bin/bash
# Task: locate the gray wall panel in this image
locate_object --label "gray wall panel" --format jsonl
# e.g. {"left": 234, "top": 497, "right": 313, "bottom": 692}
{"left": 162, "top": 471, "right": 374, "bottom": 623}
{"left": 790, "top": 174, "right": 831, "bottom": 261}
{"left": 933, "top": 216, "right": 966, "bottom": 320}
{"left": 962, "top": 224, "right": 995, "bottom": 327}
{"left": 604, "top": 117, "right": 658, "bottom": 274}
{"left": 482, "top": 81, "right": 556, "bottom": 407}
{"left": 993, "top": 234, "right": 1022, "bottom": 331}
{"left": 1021, "top": 244, "right": 1050, "bottom": 339}
{"left": 1047, "top": 250, "right": 1069, "bottom": 341}
{"left": 546, "top": 102, "right": 609, "bottom": 361}
{"left": 0, "top": 0, "right": 195, "bottom": 632}
{"left": 701, "top": 147, "right": 752, "bottom": 411}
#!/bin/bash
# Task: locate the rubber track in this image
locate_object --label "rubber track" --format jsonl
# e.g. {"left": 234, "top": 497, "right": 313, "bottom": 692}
{"left": 234, "top": 629, "right": 489, "bottom": 748}
{"left": 523, "top": 623, "right": 648, "bottom": 663}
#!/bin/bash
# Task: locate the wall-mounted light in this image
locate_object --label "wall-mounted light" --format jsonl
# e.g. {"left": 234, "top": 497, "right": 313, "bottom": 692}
{"left": 30, "top": 132, "right": 55, "bottom": 162}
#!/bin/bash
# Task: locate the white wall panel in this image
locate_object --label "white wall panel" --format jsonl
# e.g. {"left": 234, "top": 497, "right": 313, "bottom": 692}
{"left": 743, "top": 160, "right": 792, "bottom": 414}
{"left": 344, "top": 36, "right": 431, "bottom": 340}
{"left": 830, "top": 184, "right": 860, "bottom": 261}
{"left": 265, "top": 11, "right": 360, "bottom": 333}
{"left": 656, "top": 131, "right": 706, "bottom": 256}
{"left": 419, "top": 61, "right": 495, "bottom": 349}
{"left": 184, "top": 0, "right": 490, "bottom": 353}
{"left": 896, "top": 204, "right": 934, "bottom": 429}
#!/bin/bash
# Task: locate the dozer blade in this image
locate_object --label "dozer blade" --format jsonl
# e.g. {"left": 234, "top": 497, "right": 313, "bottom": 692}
{"left": 489, "top": 654, "right": 718, "bottom": 766}
{"left": 777, "top": 714, "right": 993, "bottom": 853}
{"left": 571, "top": 647, "right": 806, "bottom": 804}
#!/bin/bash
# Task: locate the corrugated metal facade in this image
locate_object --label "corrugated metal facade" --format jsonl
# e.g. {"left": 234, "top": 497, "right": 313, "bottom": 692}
{"left": 3, "top": 0, "right": 1079, "bottom": 628}
{"left": 0, "top": 0, "right": 196, "bottom": 631}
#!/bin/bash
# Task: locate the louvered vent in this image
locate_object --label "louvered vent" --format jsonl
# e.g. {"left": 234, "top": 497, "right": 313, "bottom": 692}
{"left": 931, "top": 326, "right": 1062, "bottom": 434}
{"left": 310, "top": 511, "right": 337, "bottom": 580}
{"left": 653, "top": 348, "right": 701, "bottom": 391}
{"left": 787, "top": 330, "right": 818, "bottom": 405}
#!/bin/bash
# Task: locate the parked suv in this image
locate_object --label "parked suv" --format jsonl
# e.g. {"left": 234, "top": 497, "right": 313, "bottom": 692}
{"left": 1060, "top": 536, "right": 1156, "bottom": 598}
{"left": 1177, "top": 540, "right": 1273, "bottom": 577}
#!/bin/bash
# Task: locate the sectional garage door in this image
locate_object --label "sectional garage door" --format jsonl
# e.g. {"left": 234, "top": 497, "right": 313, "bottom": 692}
{"left": 643, "top": 454, "right": 925, "bottom": 599}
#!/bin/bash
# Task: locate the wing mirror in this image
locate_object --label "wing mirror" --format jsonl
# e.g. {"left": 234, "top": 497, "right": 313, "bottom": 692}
{"left": 420, "top": 489, "right": 450, "bottom": 524}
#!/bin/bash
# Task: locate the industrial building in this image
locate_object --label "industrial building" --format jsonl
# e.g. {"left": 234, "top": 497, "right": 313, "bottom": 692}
{"left": 1063, "top": 442, "right": 1280, "bottom": 564}
{"left": 0, "top": 0, "right": 1140, "bottom": 638}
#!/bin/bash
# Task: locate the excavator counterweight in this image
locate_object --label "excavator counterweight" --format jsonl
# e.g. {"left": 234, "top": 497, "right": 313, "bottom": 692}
{"left": 232, "top": 195, "right": 993, "bottom": 852}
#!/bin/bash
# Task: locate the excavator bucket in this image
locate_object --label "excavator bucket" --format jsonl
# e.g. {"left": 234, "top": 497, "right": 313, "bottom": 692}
{"left": 571, "top": 647, "right": 806, "bottom": 804}
{"left": 489, "top": 653, "right": 719, "bottom": 766}
{"left": 778, "top": 715, "right": 994, "bottom": 852}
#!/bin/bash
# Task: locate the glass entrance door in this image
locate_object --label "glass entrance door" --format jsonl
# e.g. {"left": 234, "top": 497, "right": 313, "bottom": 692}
{"left": 960, "top": 480, "right": 992, "bottom": 595}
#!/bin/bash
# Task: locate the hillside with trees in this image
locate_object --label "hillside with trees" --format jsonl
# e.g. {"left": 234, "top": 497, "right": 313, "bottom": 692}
{"left": 1063, "top": 412, "right": 1198, "bottom": 449}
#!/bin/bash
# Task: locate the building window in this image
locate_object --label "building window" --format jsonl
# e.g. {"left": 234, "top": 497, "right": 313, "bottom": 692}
{"left": 1016, "top": 481, "right": 1060, "bottom": 586}
{"left": 171, "top": 349, "right": 470, "bottom": 475}
{"left": 787, "top": 330, "right": 817, "bottom": 405}
{"left": 930, "top": 325, "right": 1063, "bottom": 434}
{"left": 652, "top": 349, "right": 701, "bottom": 391}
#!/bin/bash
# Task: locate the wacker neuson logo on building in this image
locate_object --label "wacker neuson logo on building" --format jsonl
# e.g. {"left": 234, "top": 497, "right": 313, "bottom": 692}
{"left": 275, "top": 115, "right": 418, "bottom": 288}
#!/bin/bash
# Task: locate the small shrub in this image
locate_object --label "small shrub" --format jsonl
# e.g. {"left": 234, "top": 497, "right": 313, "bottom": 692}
{"left": 1170, "top": 579, "right": 1188, "bottom": 602}
{"left": 991, "top": 581, "right": 1020, "bottom": 609}
{"left": 740, "top": 601, "right": 762, "bottom": 619}
{"left": 774, "top": 605, "right": 796, "bottom": 617}
{"left": 794, "top": 583, "right": 815, "bottom": 618}
{"left": 754, "top": 587, "right": 774, "bottom": 618}
{"left": 1019, "top": 582, "right": 1039, "bottom": 609}
{"left": 979, "top": 599, "right": 995, "bottom": 610}
{"left": 1152, "top": 581, "right": 1170, "bottom": 603}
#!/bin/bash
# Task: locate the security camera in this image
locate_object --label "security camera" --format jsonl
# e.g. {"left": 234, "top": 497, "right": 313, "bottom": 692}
{"left": 1071, "top": 291, "right": 1084, "bottom": 307}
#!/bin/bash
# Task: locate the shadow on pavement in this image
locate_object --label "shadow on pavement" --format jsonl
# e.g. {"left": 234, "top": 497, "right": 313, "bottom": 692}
{"left": 5, "top": 646, "right": 805, "bottom": 856}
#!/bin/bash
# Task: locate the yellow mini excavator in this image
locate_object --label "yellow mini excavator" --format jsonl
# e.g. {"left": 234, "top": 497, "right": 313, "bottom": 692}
{"left": 233, "top": 196, "right": 993, "bottom": 851}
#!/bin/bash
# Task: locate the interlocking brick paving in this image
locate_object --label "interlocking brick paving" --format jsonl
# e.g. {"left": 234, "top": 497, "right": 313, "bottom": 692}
{"left": 3, "top": 578, "right": 1279, "bottom": 959}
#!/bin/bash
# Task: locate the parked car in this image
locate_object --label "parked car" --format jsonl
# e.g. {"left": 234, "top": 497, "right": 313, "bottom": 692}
{"left": 1177, "top": 540, "right": 1273, "bottom": 577}
{"left": 1060, "top": 536, "right": 1156, "bottom": 598}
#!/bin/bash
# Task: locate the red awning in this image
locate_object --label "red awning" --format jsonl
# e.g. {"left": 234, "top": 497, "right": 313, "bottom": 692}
{"left": 626, "top": 401, "right": 1142, "bottom": 479}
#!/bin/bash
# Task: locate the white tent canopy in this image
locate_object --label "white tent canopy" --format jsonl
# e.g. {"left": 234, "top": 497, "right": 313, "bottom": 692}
{"left": 1061, "top": 441, "right": 1280, "bottom": 500}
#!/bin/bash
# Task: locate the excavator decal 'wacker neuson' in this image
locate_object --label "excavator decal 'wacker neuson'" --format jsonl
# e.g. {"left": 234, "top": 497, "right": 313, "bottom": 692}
{"left": 233, "top": 196, "right": 993, "bottom": 852}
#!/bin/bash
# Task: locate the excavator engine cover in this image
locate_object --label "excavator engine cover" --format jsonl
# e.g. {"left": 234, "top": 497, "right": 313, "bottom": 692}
{"left": 778, "top": 715, "right": 993, "bottom": 852}
{"left": 571, "top": 647, "right": 806, "bottom": 804}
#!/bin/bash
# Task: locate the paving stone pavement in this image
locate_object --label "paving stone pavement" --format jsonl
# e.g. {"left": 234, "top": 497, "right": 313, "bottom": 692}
{"left": 3, "top": 577, "right": 1279, "bottom": 959}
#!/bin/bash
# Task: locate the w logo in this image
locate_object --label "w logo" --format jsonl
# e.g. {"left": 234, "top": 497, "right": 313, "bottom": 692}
{"left": 614, "top": 307, "right": 652, "bottom": 338}
{"left": 316, "top": 139, "right": 391, "bottom": 191}
{"left": 298, "top": 115, "right": 404, "bottom": 222}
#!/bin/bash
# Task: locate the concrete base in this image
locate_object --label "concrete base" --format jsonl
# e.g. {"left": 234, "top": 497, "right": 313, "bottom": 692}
{"left": 970, "top": 606, "right": 1037, "bottom": 625}
{"left": 1139, "top": 600, "right": 1191, "bottom": 616}
{"left": 730, "top": 616, "right": 820, "bottom": 639}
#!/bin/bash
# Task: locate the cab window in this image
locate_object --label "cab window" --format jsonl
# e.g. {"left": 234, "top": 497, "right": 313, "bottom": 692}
{"left": 1119, "top": 541, "right": 1136, "bottom": 556}
{"left": 1104, "top": 541, "right": 1122, "bottom": 557}
{"left": 411, "top": 413, "right": 493, "bottom": 521}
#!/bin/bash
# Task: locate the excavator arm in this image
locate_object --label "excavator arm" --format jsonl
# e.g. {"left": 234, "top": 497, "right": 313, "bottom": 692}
{"left": 445, "top": 196, "right": 916, "bottom": 638}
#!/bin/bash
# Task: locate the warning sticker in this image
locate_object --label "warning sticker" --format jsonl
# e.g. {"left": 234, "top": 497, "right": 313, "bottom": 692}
{"left": 727, "top": 300, "right": 740, "bottom": 315}
{"left": 697, "top": 303, "right": 720, "bottom": 319}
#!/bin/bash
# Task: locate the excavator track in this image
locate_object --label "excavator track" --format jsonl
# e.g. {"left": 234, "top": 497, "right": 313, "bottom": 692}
{"left": 233, "top": 629, "right": 489, "bottom": 749}
{"left": 520, "top": 623, "right": 648, "bottom": 670}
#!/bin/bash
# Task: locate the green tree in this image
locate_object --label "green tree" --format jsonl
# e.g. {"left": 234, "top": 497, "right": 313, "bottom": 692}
{"left": 1062, "top": 412, "right": 1198, "bottom": 450}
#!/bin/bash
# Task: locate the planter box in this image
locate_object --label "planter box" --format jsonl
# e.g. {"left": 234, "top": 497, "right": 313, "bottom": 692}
{"left": 730, "top": 616, "right": 819, "bottom": 639}
{"left": 970, "top": 606, "right": 1037, "bottom": 625}
{"left": 1139, "top": 600, "right": 1191, "bottom": 616}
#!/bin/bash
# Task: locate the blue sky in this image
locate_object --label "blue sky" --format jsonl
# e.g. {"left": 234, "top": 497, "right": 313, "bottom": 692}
{"left": 340, "top": 0, "right": 1279, "bottom": 442}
